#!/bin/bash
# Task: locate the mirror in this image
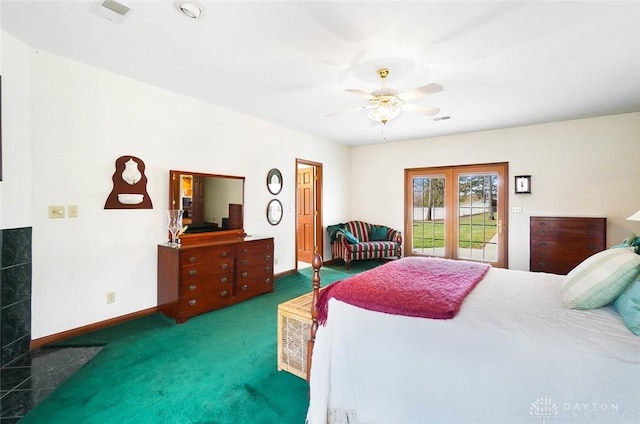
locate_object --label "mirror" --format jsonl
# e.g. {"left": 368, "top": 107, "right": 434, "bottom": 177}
{"left": 267, "top": 199, "right": 283, "bottom": 225}
{"left": 169, "top": 170, "right": 245, "bottom": 241}
{"left": 267, "top": 168, "right": 282, "bottom": 195}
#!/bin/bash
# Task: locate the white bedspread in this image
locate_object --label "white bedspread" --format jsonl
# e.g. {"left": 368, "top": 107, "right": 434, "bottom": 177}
{"left": 306, "top": 267, "right": 640, "bottom": 423}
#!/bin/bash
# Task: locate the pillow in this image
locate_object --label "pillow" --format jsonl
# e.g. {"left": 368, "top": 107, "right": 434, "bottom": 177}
{"left": 562, "top": 248, "right": 640, "bottom": 310}
{"left": 370, "top": 226, "right": 389, "bottom": 241}
{"left": 614, "top": 277, "right": 640, "bottom": 335}
{"left": 340, "top": 230, "right": 360, "bottom": 244}
{"left": 327, "top": 223, "right": 345, "bottom": 241}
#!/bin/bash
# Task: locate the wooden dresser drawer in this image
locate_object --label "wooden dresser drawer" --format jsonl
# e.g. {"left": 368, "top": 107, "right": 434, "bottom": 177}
{"left": 158, "top": 236, "right": 275, "bottom": 323}
{"left": 239, "top": 239, "right": 274, "bottom": 256}
{"left": 529, "top": 217, "right": 606, "bottom": 274}
{"left": 178, "top": 288, "right": 234, "bottom": 315}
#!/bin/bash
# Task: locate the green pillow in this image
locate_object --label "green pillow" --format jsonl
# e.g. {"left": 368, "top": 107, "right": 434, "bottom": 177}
{"left": 341, "top": 229, "right": 360, "bottom": 244}
{"left": 562, "top": 248, "right": 640, "bottom": 309}
{"left": 370, "top": 226, "right": 389, "bottom": 241}
{"left": 614, "top": 277, "right": 640, "bottom": 335}
{"left": 327, "top": 223, "right": 345, "bottom": 241}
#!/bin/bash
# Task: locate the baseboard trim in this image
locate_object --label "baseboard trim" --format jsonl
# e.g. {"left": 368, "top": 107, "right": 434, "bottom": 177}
{"left": 30, "top": 307, "right": 158, "bottom": 350}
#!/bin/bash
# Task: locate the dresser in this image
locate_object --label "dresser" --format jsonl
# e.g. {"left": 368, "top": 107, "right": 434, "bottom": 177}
{"left": 157, "top": 236, "right": 274, "bottom": 323}
{"left": 530, "top": 217, "right": 606, "bottom": 275}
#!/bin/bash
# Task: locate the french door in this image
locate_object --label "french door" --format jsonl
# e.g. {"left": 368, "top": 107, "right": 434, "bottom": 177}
{"left": 404, "top": 162, "right": 508, "bottom": 268}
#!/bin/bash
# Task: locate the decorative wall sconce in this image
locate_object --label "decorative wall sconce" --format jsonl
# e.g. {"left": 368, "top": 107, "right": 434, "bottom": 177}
{"left": 514, "top": 175, "right": 531, "bottom": 194}
{"left": 104, "top": 155, "right": 153, "bottom": 209}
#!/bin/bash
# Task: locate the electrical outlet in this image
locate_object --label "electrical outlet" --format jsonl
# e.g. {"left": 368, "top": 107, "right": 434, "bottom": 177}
{"left": 68, "top": 205, "right": 78, "bottom": 217}
{"left": 48, "top": 206, "right": 65, "bottom": 218}
{"left": 106, "top": 291, "right": 115, "bottom": 304}
{"left": 274, "top": 257, "right": 278, "bottom": 265}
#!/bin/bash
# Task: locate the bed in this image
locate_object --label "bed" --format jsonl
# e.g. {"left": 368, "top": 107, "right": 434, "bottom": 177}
{"left": 305, "top": 252, "right": 640, "bottom": 424}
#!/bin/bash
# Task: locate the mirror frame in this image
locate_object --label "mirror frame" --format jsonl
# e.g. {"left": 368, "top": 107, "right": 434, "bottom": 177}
{"left": 267, "top": 168, "right": 283, "bottom": 195}
{"left": 169, "top": 170, "right": 246, "bottom": 244}
{"left": 266, "top": 199, "right": 283, "bottom": 226}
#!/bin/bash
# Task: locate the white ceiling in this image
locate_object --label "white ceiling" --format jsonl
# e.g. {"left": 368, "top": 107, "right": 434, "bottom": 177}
{"left": 1, "top": 0, "right": 639, "bottom": 146}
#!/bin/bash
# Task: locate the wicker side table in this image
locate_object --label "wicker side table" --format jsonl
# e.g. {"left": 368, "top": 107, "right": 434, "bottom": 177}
{"left": 277, "top": 291, "right": 315, "bottom": 380}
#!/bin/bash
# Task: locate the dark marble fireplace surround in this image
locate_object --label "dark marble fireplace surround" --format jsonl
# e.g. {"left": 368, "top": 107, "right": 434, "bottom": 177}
{"left": 1, "top": 227, "right": 34, "bottom": 421}
{"left": 0, "top": 228, "right": 104, "bottom": 422}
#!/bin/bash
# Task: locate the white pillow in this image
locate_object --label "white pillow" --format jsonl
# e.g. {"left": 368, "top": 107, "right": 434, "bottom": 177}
{"left": 562, "top": 248, "right": 640, "bottom": 309}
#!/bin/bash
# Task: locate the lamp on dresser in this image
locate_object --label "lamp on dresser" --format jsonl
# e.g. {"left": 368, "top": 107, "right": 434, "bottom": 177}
{"left": 627, "top": 209, "right": 640, "bottom": 222}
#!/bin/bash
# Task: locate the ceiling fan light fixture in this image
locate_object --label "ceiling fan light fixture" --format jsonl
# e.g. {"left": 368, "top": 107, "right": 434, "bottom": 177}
{"left": 368, "top": 95, "right": 404, "bottom": 124}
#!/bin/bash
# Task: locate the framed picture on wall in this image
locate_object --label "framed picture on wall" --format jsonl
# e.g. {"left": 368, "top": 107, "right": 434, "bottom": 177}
{"left": 515, "top": 175, "right": 531, "bottom": 194}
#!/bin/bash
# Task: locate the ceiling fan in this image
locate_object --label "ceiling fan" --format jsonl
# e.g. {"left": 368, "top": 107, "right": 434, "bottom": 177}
{"left": 334, "top": 68, "right": 443, "bottom": 125}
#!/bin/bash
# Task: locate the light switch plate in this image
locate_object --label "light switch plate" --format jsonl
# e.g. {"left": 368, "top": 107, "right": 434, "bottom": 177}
{"left": 48, "top": 206, "right": 65, "bottom": 218}
{"left": 68, "top": 205, "right": 78, "bottom": 218}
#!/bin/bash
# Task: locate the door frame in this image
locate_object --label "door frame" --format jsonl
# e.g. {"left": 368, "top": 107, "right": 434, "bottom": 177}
{"left": 404, "top": 162, "right": 509, "bottom": 268}
{"left": 295, "top": 159, "right": 323, "bottom": 269}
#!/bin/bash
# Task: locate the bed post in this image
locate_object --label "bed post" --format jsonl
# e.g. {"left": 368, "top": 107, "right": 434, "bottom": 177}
{"left": 306, "top": 252, "right": 323, "bottom": 382}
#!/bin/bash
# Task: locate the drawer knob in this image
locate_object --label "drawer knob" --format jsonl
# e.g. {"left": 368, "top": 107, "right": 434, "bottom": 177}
{"left": 264, "top": 278, "right": 272, "bottom": 285}
{"left": 188, "top": 284, "right": 197, "bottom": 291}
{"left": 265, "top": 254, "right": 272, "bottom": 260}
{"left": 220, "top": 276, "right": 228, "bottom": 284}
{"left": 587, "top": 245, "right": 596, "bottom": 251}
{"left": 242, "top": 272, "right": 248, "bottom": 278}
{"left": 265, "top": 266, "right": 271, "bottom": 272}
{"left": 266, "top": 245, "right": 272, "bottom": 250}
{"left": 537, "top": 262, "right": 546, "bottom": 268}
{"left": 221, "top": 251, "right": 228, "bottom": 257}
{"left": 537, "top": 242, "right": 546, "bottom": 247}
{"left": 220, "top": 263, "right": 228, "bottom": 270}
{"left": 241, "top": 284, "right": 248, "bottom": 291}
{"left": 242, "top": 248, "right": 248, "bottom": 254}
{"left": 537, "top": 230, "right": 546, "bottom": 235}
{"left": 189, "top": 269, "right": 197, "bottom": 276}
{"left": 538, "top": 222, "right": 546, "bottom": 227}
{"left": 188, "top": 299, "right": 196, "bottom": 306}
{"left": 189, "top": 256, "right": 196, "bottom": 262}
{"left": 220, "top": 290, "right": 228, "bottom": 297}
{"left": 241, "top": 259, "right": 248, "bottom": 265}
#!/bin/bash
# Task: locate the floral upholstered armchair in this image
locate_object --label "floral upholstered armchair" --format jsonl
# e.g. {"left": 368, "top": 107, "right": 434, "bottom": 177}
{"left": 328, "top": 220, "right": 402, "bottom": 270}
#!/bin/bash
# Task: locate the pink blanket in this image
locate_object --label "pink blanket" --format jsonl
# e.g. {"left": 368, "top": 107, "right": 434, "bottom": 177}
{"left": 318, "top": 257, "right": 490, "bottom": 324}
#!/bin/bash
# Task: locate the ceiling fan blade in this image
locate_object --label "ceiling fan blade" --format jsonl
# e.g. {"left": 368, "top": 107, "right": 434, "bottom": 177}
{"left": 325, "top": 105, "right": 372, "bottom": 117}
{"left": 345, "top": 88, "right": 375, "bottom": 100}
{"left": 402, "top": 103, "right": 440, "bottom": 116}
{"left": 398, "top": 83, "right": 443, "bottom": 101}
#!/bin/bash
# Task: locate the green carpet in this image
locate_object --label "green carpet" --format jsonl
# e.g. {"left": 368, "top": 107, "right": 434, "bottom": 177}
{"left": 22, "top": 260, "right": 381, "bottom": 424}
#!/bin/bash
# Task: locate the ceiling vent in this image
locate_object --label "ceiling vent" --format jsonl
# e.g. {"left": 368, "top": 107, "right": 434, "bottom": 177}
{"left": 97, "top": 0, "right": 132, "bottom": 23}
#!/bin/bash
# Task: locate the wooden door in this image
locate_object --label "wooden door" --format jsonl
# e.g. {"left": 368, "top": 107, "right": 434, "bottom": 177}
{"left": 297, "top": 166, "right": 315, "bottom": 262}
{"left": 191, "top": 176, "right": 205, "bottom": 224}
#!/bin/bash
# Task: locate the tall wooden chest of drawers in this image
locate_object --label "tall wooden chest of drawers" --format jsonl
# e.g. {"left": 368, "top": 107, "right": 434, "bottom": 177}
{"left": 530, "top": 217, "right": 606, "bottom": 275}
{"left": 157, "top": 236, "right": 274, "bottom": 323}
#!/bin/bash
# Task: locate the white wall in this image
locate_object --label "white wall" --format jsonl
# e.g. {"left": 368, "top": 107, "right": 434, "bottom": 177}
{"left": 0, "top": 31, "right": 32, "bottom": 230}
{"left": 2, "top": 30, "right": 351, "bottom": 339}
{"left": 350, "top": 113, "right": 640, "bottom": 271}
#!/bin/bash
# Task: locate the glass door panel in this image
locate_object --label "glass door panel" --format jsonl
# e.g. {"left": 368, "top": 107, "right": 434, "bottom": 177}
{"left": 457, "top": 173, "right": 498, "bottom": 262}
{"left": 411, "top": 175, "right": 446, "bottom": 257}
